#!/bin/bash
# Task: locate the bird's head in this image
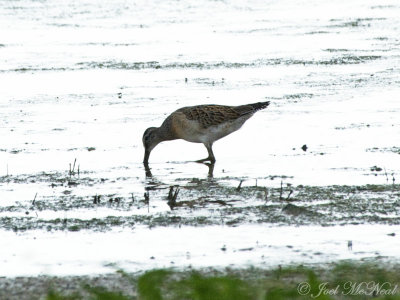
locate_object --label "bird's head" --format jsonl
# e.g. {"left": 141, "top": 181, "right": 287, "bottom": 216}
{"left": 142, "top": 127, "right": 161, "bottom": 164}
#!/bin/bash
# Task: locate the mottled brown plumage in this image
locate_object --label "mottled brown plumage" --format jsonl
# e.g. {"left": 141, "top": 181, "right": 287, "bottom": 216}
{"left": 177, "top": 103, "right": 266, "bottom": 128}
{"left": 143, "top": 101, "right": 270, "bottom": 164}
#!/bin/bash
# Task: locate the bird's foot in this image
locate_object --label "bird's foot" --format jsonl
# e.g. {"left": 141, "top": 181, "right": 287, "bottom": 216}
{"left": 206, "top": 163, "right": 214, "bottom": 178}
{"left": 195, "top": 157, "right": 215, "bottom": 164}
{"left": 195, "top": 157, "right": 210, "bottom": 163}
{"left": 193, "top": 159, "right": 215, "bottom": 177}
{"left": 143, "top": 162, "right": 152, "bottom": 177}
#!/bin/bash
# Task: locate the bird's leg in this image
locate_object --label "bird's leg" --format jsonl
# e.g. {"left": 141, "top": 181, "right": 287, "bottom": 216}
{"left": 143, "top": 162, "right": 152, "bottom": 178}
{"left": 206, "top": 162, "right": 214, "bottom": 178}
{"left": 196, "top": 143, "right": 216, "bottom": 163}
{"left": 206, "top": 143, "right": 216, "bottom": 163}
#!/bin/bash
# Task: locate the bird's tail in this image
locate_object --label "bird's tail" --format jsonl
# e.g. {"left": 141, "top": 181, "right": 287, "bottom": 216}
{"left": 249, "top": 101, "right": 270, "bottom": 112}
{"left": 234, "top": 101, "right": 270, "bottom": 116}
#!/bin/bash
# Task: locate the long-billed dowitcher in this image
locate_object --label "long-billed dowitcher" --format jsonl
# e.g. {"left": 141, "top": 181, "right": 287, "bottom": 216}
{"left": 142, "top": 101, "right": 270, "bottom": 164}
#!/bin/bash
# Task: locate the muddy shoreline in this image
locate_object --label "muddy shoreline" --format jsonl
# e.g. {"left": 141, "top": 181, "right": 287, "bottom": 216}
{"left": 1, "top": 175, "right": 399, "bottom": 231}
{"left": 2, "top": 259, "right": 400, "bottom": 300}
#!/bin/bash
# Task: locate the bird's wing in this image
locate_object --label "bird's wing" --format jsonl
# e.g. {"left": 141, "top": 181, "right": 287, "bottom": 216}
{"left": 231, "top": 104, "right": 256, "bottom": 116}
{"left": 233, "top": 101, "right": 270, "bottom": 116}
{"left": 177, "top": 105, "right": 241, "bottom": 128}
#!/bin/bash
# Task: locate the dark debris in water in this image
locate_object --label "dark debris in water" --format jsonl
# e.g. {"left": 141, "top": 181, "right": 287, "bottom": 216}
{"left": 2, "top": 54, "right": 383, "bottom": 73}
{"left": 0, "top": 171, "right": 104, "bottom": 187}
{"left": 80, "top": 56, "right": 381, "bottom": 69}
{"left": 282, "top": 203, "right": 319, "bottom": 217}
{"left": 367, "top": 146, "right": 400, "bottom": 155}
{"left": 335, "top": 123, "right": 374, "bottom": 130}
{"left": 328, "top": 18, "right": 387, "bottom": 28}
{"left": 283, "top": 93, "right": 314, "bottom": 100}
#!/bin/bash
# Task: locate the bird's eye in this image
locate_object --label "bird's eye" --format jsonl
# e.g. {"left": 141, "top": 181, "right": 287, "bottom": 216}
{"left": 145, "top": 134, "right": 151, "bottom": 142}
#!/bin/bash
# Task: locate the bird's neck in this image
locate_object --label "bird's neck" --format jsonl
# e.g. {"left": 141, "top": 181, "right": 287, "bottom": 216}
{"left": 157, "top": 117, "right": 178, "bottom": 141}
{"left": 155, "top": 126, "right": 176, "bottom": 142}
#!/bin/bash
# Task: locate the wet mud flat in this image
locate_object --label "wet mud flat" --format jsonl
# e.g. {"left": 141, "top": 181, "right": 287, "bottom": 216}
{"left": 1, "top": 170, "right": 400, "bottom": 289}
{"left": 1, "top": 170, "right": 400, "bottom": 231}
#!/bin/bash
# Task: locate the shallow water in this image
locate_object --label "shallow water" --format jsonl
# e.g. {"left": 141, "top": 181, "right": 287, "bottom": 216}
{"left": 1, "top": 224, "right": 399, "bottom": 277}
{"left": 1, "top": 0, "right": 400, "bottom": 276}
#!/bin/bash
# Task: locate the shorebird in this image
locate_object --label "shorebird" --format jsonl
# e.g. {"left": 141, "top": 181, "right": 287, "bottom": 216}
{"left": 142, "top": 101, "right": 270, "bottom": 164}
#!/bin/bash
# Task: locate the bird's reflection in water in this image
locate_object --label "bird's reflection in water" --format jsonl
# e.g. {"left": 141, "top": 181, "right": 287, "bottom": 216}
{"left": 144, "top": 162, "right": 153, "bottom": 178}
{"left": 202, "top": 162, "right": 215, "bottom": 178}
{"left": 143, "top": 161, "right": 215, "bottom": 180}
{"left": 142, "top": 162, "right": 216, "bottom": 211}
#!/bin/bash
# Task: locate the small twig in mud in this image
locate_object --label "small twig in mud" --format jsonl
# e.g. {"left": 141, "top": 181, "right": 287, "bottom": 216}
{"left": 168, "top": 186, "right": 174, "bottom": 200}
{"left": 286, "top": 190, "right": 293, "bottom": 201}
{"left": 77, "top": 165, "right": 80, "bottom": 176}
{"left": 392, "top": 174, "right": 396, "bottom": 187}
{"left": 279, "top": 181, "right": 294, "bottom": 201}
{"left": 172, "top": 188, "right": 180, "bottom": 201}
{"left": 167, "top": 186, "right": 180, "bottom": 209}
{"left": 264, "top": 188, "right": 268, "bottom": 203}
{"left": 384, "top": 168, "right": 389, "bottom": 183}
{"left": 93, "top": 195, "right": 101, "bottom": 204}
{"left": 131, "top": 193, "right": 135, "bottom": 203}
{"left": 32, "top": 193, "right": 38, "bottom": 205}
{"left": 348, "top": 240, "right": 353, "bottom": 251}
{"left": 236, "top": 180, "right": 243, "bottom": 191}
{"left": 143, "top": 190, "right": 151, "bottom": 212}
{"left": 69, "top": 158, "right": 78, "bottom": 176}
{"left": 144, "top": 192, "right": 149, "bottom": 204}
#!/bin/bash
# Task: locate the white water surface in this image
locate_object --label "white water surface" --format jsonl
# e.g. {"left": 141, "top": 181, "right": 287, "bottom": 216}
{"left": 1, "top": 224, "right": 399, "bottom": 277}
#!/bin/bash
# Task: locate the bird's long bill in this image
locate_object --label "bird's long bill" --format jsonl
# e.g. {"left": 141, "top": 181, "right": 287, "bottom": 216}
{"left": 143, "top": 149, "right": 151, "bottom": 164}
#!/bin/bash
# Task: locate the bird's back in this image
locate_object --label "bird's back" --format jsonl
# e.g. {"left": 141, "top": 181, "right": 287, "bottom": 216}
{"left": 164, "top": 101, "right": 270, "bottom": 144}
{"left": 176, "top": 101, "right": 270, "bottom": 129}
